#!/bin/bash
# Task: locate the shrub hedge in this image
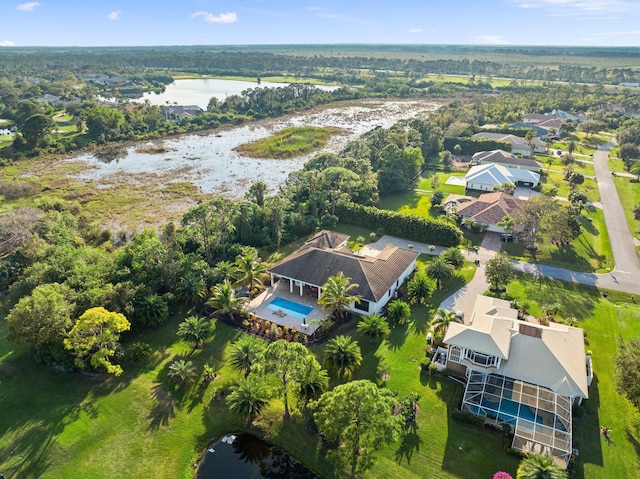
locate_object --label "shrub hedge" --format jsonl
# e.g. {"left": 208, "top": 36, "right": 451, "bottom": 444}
{"left": 336, "top": 202, "right": 463, "bottom": 247}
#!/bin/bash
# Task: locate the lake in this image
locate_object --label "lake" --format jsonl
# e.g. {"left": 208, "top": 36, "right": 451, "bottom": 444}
{"left": 67, "top": 98, "right": 440, "bottom": 198}
{"left": 139, "top": 78, "right": 337, "bottom": 109}
{"left": 196, "top": 433, "right": 318, "bottom": 479}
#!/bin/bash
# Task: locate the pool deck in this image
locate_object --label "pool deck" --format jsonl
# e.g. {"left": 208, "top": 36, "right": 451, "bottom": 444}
{"left": 246, "top": 281, "right": 324, "bottom": 335}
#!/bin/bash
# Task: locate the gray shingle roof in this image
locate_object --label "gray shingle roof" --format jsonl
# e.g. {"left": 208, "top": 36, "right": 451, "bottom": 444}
{"left": 269, "top": 242, "right": 419, "bottom": 303}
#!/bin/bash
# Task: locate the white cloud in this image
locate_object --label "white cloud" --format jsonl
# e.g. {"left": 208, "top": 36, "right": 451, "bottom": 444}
{"left": 512, "top": 0, "right": 631, "bottom": 14}
{"left": 0, "top": 40, "right": 16, "bottom": 47}
{"left": 191, "top": 11, "right": 238, "bottom": 23}
{"left": 408, "top": 28, "right": 423, "bottom": 34}
{"left": 16, "top": 2, "right": 40, "bottom": 11}
{"left": 107, "top": 10, "right": 121, "bottom": 21}
{"left": 472, "top": 35, "right": 510, "bottom": 45}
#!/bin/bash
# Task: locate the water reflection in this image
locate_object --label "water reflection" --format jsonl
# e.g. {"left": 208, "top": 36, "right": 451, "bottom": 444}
{"left": 196, "top": 433, "right": 318, "bottom": 479}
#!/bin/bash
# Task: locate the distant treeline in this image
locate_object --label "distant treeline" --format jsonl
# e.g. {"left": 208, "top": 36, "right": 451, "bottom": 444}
{"left": 1, "top": 46, "right": 640, "bottom": 85}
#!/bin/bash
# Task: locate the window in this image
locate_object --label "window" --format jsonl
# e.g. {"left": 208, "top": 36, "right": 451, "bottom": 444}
{"left": 354, "top": 300, "right": 370, "bottom": 313}
{"left": 449, "top": 346, "right": 462, "bottom": 363}
{"left": 465, "top": 350, "right": 498, "bottom": 367}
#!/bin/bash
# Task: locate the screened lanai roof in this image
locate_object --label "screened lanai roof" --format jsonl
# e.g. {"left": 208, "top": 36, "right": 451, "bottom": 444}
{"left": 462, "top": 371, "right": 573, "bottom": 465}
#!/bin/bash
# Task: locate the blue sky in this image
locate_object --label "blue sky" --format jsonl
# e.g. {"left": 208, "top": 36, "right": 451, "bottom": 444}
{"left": 2, "top": 0, "right": 640, "bottom": 47}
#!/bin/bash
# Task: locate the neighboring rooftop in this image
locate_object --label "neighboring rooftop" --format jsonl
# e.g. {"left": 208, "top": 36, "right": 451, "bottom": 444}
{"left": 472, "top": 150, "right": 542, "bottom": 170}
{"left": 456, "top": 192, "right": 524, "bottom": 225}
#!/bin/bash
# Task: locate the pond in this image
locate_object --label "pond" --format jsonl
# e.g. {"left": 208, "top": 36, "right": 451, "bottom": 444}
{"left": 137, "top": 78, "right": 338, "bottom": 109}
{"left": 66, "top": 98, "right": 440, "bottom": 198}
{"left": 196, "top": 433, "right": 318, "bottom": 479}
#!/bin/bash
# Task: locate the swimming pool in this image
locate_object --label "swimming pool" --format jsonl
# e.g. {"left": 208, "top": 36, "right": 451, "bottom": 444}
{"left": 469, "top": 398, "right": 543, "bottom": 428}
{"left": 266, "top": 297, "right": 313, "bottom": 320}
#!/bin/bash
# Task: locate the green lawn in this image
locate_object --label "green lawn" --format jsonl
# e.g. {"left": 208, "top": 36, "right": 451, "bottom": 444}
{"left": 537, "top": 155, "right": 596, "bottom": 177}
{"left": 541, "top": 172, "right": 599, "bottom": 203}
{"left": 505, "top": 276, "right": 640, "bottom": 479}
{"left": 0, "top": 262, "right": 524, "bottom": 479}
{"left": 612, "top": 176, "right": 640, "bottom": 242}
{"left": 416, "top": 172, "right": 467, "bottom": 196}
{"left": 378, "top": 191, "right": 436, "bottom": 218}
{"left": 501, "top": 208, "right": 612, "bottom": 272}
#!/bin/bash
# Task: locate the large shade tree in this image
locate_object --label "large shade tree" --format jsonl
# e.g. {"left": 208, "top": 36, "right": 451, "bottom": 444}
{"left": 64, "top": 307, "right": 131, "bottom": 376}
{"left": 5, "top": 282, "right": 74, "bottom": 363}
{"left": 318, "top": 272, "right": 362, "bottom": 320}
{"left": 615, "top": 337, "right": 640, "bottom": 411}
{"left": 265, "top": 339, "right": 315, "bottom": 419}
{"left": 485, "top": 252, "right": 515, "bottom": 291}
{"left": 312, "top": 379, "right": 402, "bottom": 478}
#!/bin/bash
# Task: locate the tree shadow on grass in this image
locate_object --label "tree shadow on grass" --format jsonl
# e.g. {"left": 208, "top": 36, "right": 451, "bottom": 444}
{"left": 386, "top": 323, "right": 409, "bottom": 351}
{"left": 572, "top": 375, "right": 603, "bottom": 478}
{"left": 395, "top": 425, "right": 421, "bottom": 466}
{"left": 147, "top": 383, "right": 176, "bottom": 431}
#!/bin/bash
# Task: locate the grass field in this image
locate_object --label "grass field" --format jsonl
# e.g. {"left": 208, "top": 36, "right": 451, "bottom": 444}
{"left": 234, "top": 126, "right": 340, "bottom": 158}
{"left": 612, "top": 176, "right": 640, "bottom": 243}
{"left": 501, "top": 208, "right": 612, "bottom": 273}
{"left": 536, "top": 155, "right": 596, "bottom": 177}
{"left": 541, "top": 172, "right": 600, "bottom": 203}
{"left": 505, "top": 276, "right": 640, "bottom": 479}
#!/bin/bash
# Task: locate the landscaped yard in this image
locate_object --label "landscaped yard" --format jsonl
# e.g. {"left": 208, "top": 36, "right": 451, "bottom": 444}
{"left": 505, "top": 276, "right": 640, "bottom": 479}
{"left": 612, "top": 176, "right": 640, "bottom": 243}
{"left": 536, "top": 154, "right": 596, "bottom": 177}
{"left": 541, "top": 171, "right": 600, "bottom": 203}
{"left": 501, "top": 208, "right": 612, "bottom": 272}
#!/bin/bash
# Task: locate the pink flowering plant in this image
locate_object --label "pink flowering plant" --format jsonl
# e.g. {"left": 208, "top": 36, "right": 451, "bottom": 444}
{"left": 493, "top": 472, "right": 513, "bottom": 479}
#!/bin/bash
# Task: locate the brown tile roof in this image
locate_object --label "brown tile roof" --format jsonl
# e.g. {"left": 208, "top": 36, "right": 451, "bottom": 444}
{"left": 301, "top": 230, "right": 350, "bottom": 250}
{"left": 456, "top": 192, "right": 524, "bottom": 225}
{"left": 269, "top": 245, "right": 419, "bottom": 302}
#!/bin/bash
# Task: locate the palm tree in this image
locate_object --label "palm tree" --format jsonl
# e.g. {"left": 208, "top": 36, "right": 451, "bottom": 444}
{"left": 442, "top": 247, "right": 465, "bottom": 269}
{"left": 226, "top": 377, "right": 270, "bottom": 426}
{"left": 356, "top": 314, "right": 390, "bottom": 342}
{"left": 167, "top": 359, "right": 197, "bottom": 387}
{"left": 407, "top": 273, "right": 435, "bottom": 305}
{"left": 429, "top": 308, "right": 462, "bottom": 336}
{"left": 567, "top": 140, "right": 576, "bottom": 159}
{"left": 211, "top": 260, "right": 239, "bottom": 284}
{"left": 497, "top": 215, "right": 515, "bottom": 235}
{"left": 426, "top": 255, "right": 455, "bottom": 289}
{"left": 297, "top": 356, "right": 329, "bottom": 406}
{"left": 234, "top": 250, "right": 267, "bottom": 297}
{"left": 228, "top": 336, "right": 265, "bottom": 377}
{"left": 176, "top": 272, "right": 206, "bottom": 306}
{"left": 134, "top": 292, "right": 169, "bottom": 327}
{"left": 318, "top": 272, "right": 362, "bottom": 321}
{"left": 177, "top": 315, "right": 212, "bottom": 352}
{"left": 323, "top": 335, "right": 362, "bottom": 379}
{"left": 386, "top": 299, "right": 412, "bottom": 325}
{"left": 206, "top": 280, "right": 247, "bottom": 322}
{"left": 631, "top": 160, "right": 640, "bottom": 181}
{"left": 516, "top": 453, "right": 568, "bottom": 479}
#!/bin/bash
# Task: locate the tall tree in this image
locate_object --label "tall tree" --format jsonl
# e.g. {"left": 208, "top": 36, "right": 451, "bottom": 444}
{"left": 246, "top": 181, "right": 269, "bottom": 207}
{"left": 6, "top": 282, "right": 74, "bottom": 362}
{"left": 228, "top": 336, "right": 266, "bottom": 378}
{"left": 226, "top": 377, "right": 270, "bottom": 426}
{"left": 356, "top": 314, "right": 390, "bottom": 342}
{"left": 323, "top": 335, "right": 363, "bottom": 379}
{"left": 425, "top": 255, "right": 455, "bottom": 289}
{"left": 485, "top": 253, "right": 515, "bottom": 291}
{"left": 206, "top": 280, "right": 247, "bottom": 322}
{"left": 516, "top": 453, "right": 568, "bottom": 479}
{"left": 21, "top": 113, "right": 55, "bottom": 146}
{"left": 429, "top": 308, "right": 462, "bottom": 336}
{"left": 615, "top": 337, "right": 640, "bottom": 411}
{"left": 312, "top": 380, "right": 402, "bottom": 478}
{"left": 64, "top": 307, "right": 131, "bottom": 376}
{"left": 177, "top": 316, "right": 212, "bottom": 352}
{"left": 410, "top": 271, "right": 436, "bottom": 309}
{"left": 386, "top": 299, "right": 412, "bottom": 325}
{"left": 297, "top": 356, "right": 329, "bottom": 406}
{"left": 234, "top": 249, "right": 267, "bottom": 297}
{"left": 265, "top": 340, "right": 312, "bottom": 419}
{"left": 512, "top": 195, "right": 557, "bottom": 249}
{"left": 318, "top": 272, "right": 361, "bottom": 321}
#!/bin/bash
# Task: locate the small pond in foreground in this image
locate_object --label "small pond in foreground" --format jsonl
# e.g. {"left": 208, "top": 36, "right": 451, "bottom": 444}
{"left": 196, "top": 433, "right": 318, "bottom": 479}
